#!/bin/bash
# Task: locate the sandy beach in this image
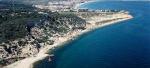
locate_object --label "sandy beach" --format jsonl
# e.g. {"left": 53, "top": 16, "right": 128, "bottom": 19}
{"left": 4, "top": 12, "right": 133, "bottom": 68}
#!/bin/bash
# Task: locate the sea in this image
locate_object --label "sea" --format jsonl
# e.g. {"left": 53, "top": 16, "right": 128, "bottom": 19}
{"left": 34, "top": 1, "right": 150, "bottom": 68}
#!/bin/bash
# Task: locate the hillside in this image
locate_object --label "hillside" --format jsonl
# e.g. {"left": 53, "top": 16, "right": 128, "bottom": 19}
{"left": 0, "top": 2, "right": 86, "bottom": 67}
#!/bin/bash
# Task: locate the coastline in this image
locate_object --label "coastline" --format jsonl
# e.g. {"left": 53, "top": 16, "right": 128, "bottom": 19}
{"left": 74, "top": 0, "right": 95, "bottom": 9}
{"left": 4, "top": 13, "right": 133, "bottom": 68}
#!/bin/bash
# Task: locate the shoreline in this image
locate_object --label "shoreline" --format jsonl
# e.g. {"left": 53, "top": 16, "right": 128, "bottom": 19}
{"left": 4, "top": 13, "right": 133, "bottom": 68}
{"left": 74, "top": 0, "right": 95, "bottom": 9}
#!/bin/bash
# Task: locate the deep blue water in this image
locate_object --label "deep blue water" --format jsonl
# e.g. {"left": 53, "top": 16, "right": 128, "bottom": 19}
{"left": 34, "top": 1, "right": 150, "bottom": 68}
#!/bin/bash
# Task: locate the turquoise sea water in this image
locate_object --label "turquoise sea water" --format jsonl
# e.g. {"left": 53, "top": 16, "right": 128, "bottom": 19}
{"left": 34, "top": 1, "right": 150, "bottom": 68}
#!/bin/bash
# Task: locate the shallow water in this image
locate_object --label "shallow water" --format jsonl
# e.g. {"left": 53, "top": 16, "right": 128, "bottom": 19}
{"left": 34, "top": 1, "right": 150, "bottom": 68}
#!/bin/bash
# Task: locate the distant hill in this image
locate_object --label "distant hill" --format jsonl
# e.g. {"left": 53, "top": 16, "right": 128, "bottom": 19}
{"left": 0, "top": 0, "right": 73, "bottom": 5}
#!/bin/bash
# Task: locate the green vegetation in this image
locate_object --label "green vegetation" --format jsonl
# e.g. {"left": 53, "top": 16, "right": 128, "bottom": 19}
{"left": 0, "top": 19, "right": 27, "bottom": 43}
{"left": 0, "top": 4, "right": 86, "bottom": 44}
{"left": 0, "top": 9, "right": 45, "bottom": 43}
